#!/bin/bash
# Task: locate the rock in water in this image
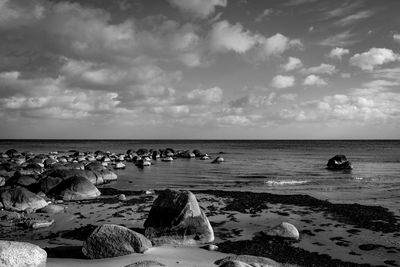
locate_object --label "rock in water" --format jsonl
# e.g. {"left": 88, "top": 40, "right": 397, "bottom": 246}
{"left": 327, "top": 154, "right": 352, "bottom": 170}
{"left": 0, "top": 240, "right": 47, "bottom": 267}
{"left": 212, "top": 156, "right": 224, "bottom": 164}
{"left": 216, "top": 255, "right": 280, "bottom": 267}
{"left": 82, "top": 224, "right": 152, "bottom": 259}
{"left": 48, "top": 176, "right": 100, "bottom": 201}
{"left": 144, "top": 189, "right": 214, "bottom": 245}
{"left": 0, "top": 187, "right": 48, "bottom": 212}
{"left": 264, "top": 222, "right": 299, "bottom": 240}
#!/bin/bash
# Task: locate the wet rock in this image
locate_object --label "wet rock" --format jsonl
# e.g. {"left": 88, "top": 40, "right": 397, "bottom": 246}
{"left": 44, "top": 169, "right": 104, "bottom": 185}
{"left": 144, "top": 189, "right": 214, "bottom": 245}
{"left": 98, "top": 169, "right": 118, "bottom": 182}
{"left": 202, "top": 244, "right": 219, "bottom": 251}
{"left": 0, "top": 240, "right": 47, "bottom": 267}
{"left": 124, "top": 260, "right": 166, "bottom": 267}
{"left": 82, "top": 224, "right": 152, "bottom": 259}
{"left": 212, "top": 156, "right": 225, "bottom": 164}
{"left": 85, "top": 161, "right": 104, "bottom": 171}
{"left": 38, "top": 204, "right": 65, "bottom": 214}
{"left": 264, "top": 222, "right": 300, "bottom": 240}
{"left": 114, "top": 162, "right": 126, "bottom": 169}
{"left": 1, "top": 187, "right": 48, "bottom": 212}
{"left": 48, "top": 176, "right": 101, "bottom": 201}
{"left": 23, "top": 219, "right": 55, "bottom": 229}
{"left": 216, "top": 255, "right": 280, "bottom": 267}
{"left": 327, "top": 155, "right": 352, "bottom": 170}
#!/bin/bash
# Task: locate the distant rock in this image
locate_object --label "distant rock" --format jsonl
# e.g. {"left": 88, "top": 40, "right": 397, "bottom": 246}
{"left": 48, "top": 176, "right": 101, "bottom": 201}
{"left": 85, "top": 162, "right": 104, "bottom": 171}
{"left": 212, "top": 156, "right": 224, "bottom": 164}
{"left": 216, "top": 255, "right": 280, "bottom": 267}
{"left": 0, "top": 240, "right": 47, "bottom": 267}
{"left": 123, "top": 260, "right": 166, "bottom": 267}
{"left": 1, "top": 187, "right": 48, "bottom": 212}
{"left": 264, "top": 222, "right": 300, "bottom": 240}
{"left": 82, "top": 224, "right": 152, "bottom": 259}
{"left": 327, "top": 155, "right": 352, "bottom": 170}
{"left": 144, "top": 189, "right": 214, "bottom": 245}
{"left": 44, "top": 169, "right": 105, "bottom": 185}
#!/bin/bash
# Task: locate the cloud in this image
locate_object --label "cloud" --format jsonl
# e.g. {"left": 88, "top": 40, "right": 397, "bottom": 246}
{"left": 255, "top": 8, "right": 274, "bottom": 23}
{"left": 229, "top": 93, "right": 275, "bottom": 108}
{"left": 186, "top": 87, "right": 223, "bottom": 104}
{"left": 303, "top": 75, "right": 327, "bottom": 86}
{"left": 328, "top": 47, "right": 350, "bottom": 60}
{"left": 394, "top": 34, "right": 400, "bottom": 44}
{"left": 259, "top": 34, "right": 302, "bottom": 59}
{"left": 302, "top": 63, "right": 336, "bottom": 75}
{"left": 349, "top": 48, "right": 400, "bottom": 71}
{"left": 168, "top": 0, "right": 227, "bottom": 18}
{"left": 319, "top": 30, "right": 357, "bottom": 47}
{"left": 283, "top": 0, "right": 318, "bottom": 6}
{"left": 271, "top": 75, "right": 295, "bottom": 89}
{"left": 282, "top": 57, "right": 303, "bottom": 71}
{"left": 335, "top": 10, "right": 374, "bottom": 26}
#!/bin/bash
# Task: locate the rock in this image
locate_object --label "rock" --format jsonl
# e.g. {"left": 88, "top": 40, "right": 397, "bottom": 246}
{"left": 82, "top": 224, "right": 152, "bottom": 259}
{"left": 39, "top": 176, "right": 63, "bottom": 193}
{"left": 114, "top": 162, "right": 126, "bottom": 169}
{"left": 44, "top": 169, "right": 104, "bottom": 185}
{"left": 48, "top": 176, "right": 101, "bottom": 201}
{"left": 0, "top": 240, "right": 47, "bottom": 267}
{"left": 1, "top": 187, "right": 48, "bottom": 212}
{"left": 85, "top": 162, "right": 104, "bottom": 171}
{"left": 264, "top": 222, "right": 299, "bottom": 240}
{"left": 5, "top": 149, "right": 18, "bottom": 157}
{"left": 16, "top": 175, "right": 38, "bottom": 187}
{"left": 98, "top": 169, "right": 118, "bottom": 182}
{"left": 124, "top": 260, "right": 166, "bottom": 267}
{"left": 202, "top": 244, "right": 218, "bottom": 251}
{"left": 212, "top": 156, "right": 224, "bottom": 164}
{"left": 44, "top": 158, "right": 57, "bottom": 168}
{"left": 215, "top": 255, "right": 280, "bottom": 267}
{"left": 161, "top": 157, "right": 173, "bottom": 162}
{"left": 144, "top": 189, "right": 214, "bottom": 245}
{"left": 118, "top": 194, "right": 126, "bottom": 201}
{"left": 23, "top": 219, "right": 55, "bottom": 229}
{"left": 327, "top": 155, "right": 352, "bottom": 170}
{"left": 0, "top": 176, "right": 5, "bottom": 187}
{"left": 38, "top": 204, "right": 65, "bottom": 214}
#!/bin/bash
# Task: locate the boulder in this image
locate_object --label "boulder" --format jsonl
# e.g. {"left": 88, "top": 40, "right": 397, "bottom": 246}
{"left": 39, "top": 176, "right": 63, "bottom": 193}
{"left": 0, "top": 240, "right": 47, "bottom": 267}
{"left": 82, "top": 224, "right": 152, "bottom": 259}
{"left": 16, "top": 175, "right": 38, "bottom": 187}
{"left": 327, "top": 155, "right": 352, "bottom": 170}
{"left": 23, "top": 219, "right": 55, "bottom": 229}
{"left": 144, "top": 189, "right": 214, "bottom": 245}
{"left": 48, "top": 176, "right": 101, "bottom": 201}
{"left": 216, "top": 255, "right": 280, "bottom": 267}
{"left": 98, "top": 169, "right": 118, "bottom": 182}
{"left": 212, "top": 156, "right": 224, "bottom": 164}
{"left": 85, "top": 161, "right": 104, "bottom": 171}
{"left": 0, "top": 176, "right": 5, "bottom": 187}
{"left": 1, "top": 187, "right": 48, "bottom": 212}
{"left": 44, "top": 169, "right": 104, "bottom": 185}
{"left": 264, "top": 222, "right": 299, "bottom": 240}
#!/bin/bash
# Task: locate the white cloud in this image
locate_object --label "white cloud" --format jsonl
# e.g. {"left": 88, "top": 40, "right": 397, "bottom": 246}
{"left": 328, "top": 47, "right": 350, "bottom": 60}
{"left": 168, "top": 0, "right": 227, "bottom": 18}
{"left": 303, "top": 75, "right": 327, "bottom": 86}
{"left": 282, "top": 57, "right": 303, "bottom": 71}
{"left": 186, "top": 87, "right": 223, "bottom": 104}
{"left": 335, "top": 10, "right": 374, "bottom": 26}
{"left": 259, "top": 34, "right": 302, "bottom": 58}
{"left": 280, "top": 93, "right": 297, "bottom": 101}
{"left": 393, "top": 34, "right": 400, "bottom": 44}
{"left": 319, "top": 31, "right": 356, "bottom": 47}
{"left": 302, "top": 63, "right": 336, "bottom": 75}
{"left": 210, "top": 20, "right": 258, "bottom": 53}
{"left": 349, "top": 48, "right": 400, "bottom": 71}
{"left": 255, "top": 9, "right": 273, "bottom": 23}
{"left": 271, "top": 75, "right": 295, "bottom": 89}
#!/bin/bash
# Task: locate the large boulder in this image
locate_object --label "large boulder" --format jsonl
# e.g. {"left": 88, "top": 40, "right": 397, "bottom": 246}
{"left": 82, "top": 224, "right": 152, "bottom": 259}
{"left": 216, "top": 255, "right": 280, "bottom": 267}
{"left": 1, "top": 187, "right": 48, "bottom": 212}
{"left": 264, "top": 222, "right": 299, "bottom": 240}
{"left": 0, "top": 240, "right": 47, "bottom": 267}
{"left": 44, "top": 169, "right": 104, "bottom": 185}
{"left": 39, "top": 176, "right": 63, "bottom": 193}
{"left": 144, "top": 189, "right": 214, "bottom": 245}
{"left": 327, "top": 155, "right": 352, "bottom": 170}
{"left": 48, "top": 176, "right": 100, "bottom": 201}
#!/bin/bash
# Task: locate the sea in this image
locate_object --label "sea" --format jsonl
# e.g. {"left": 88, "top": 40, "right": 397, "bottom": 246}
{"left": 1, "top": 139, "right": 400, "bottom": 214}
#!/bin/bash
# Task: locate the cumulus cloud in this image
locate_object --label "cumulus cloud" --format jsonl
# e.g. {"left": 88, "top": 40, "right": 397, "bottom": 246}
{"left": 271, "top": 75, "right": 295, "bottom": 89}
{"left": 168, "top": 0, "right": 227, "bottom": 18}
{"left": 349, "top": 48, "right": 400, "bottom": 71}
{"left": 303, "top": 75, "right": 327, "bottom": 86}
{"left": 209, "top": 20, "right": 258, "bottom": 53}
{"left": 302, "top": 63, "right": 336, "bottom": 75}
{"left": 186, "top": 87, "right": 223, "bottom": 104}
{"left": 282, "top": 57, "right": 303, "bottom": 71}
{"left": 259, "top": 34, "right": 302, "bottom": 59}
{"left": 328, "top": 47, "right": 350, "bottom": 60}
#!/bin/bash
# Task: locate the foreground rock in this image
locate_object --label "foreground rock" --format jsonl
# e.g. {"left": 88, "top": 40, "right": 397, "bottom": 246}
{"left": 216, "top": 255, "right": 280, "bottom": 267}
{"left": 0, "top": 186, "right": 48, "bottom": 212}
{"left": 82, "top": 224, "right": 152, "bottom": 259}
{"left": 264, "top": 222, "right": 300, "bottom": 240}
{"left": 144, "top": 189, "right": 214, "bottom": 245}
{"left": 327, "top": 155, "right": 352, "bottom": 170}
{"left": 48, "top": 176, "right": 100, "bottom": 201}
{"left": 0, "top": 240, "right": 47, "bottom": 267}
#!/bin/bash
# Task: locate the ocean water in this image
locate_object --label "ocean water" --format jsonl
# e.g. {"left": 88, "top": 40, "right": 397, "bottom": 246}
{"left": 1, "top": 139, "right": 400, "bottom": 213}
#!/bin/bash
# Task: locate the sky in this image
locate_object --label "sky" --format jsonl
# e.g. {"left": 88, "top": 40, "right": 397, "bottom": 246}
{"left": 0, "top": 0, "right": 400, "bottom": 139}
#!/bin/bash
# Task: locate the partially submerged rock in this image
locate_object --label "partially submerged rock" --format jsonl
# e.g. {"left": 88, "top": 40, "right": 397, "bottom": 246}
{"left": 48, "top": 176, "right": 101, "bottom": 201}
{"left": 216, "top": 255, "right": 281, "bottom": 267}
{"left": 264, "top": 222, "right": 300, "bottom": 240}
{"left": 0, "top": 240, "right": 47, "bottom": 267}
{"left": 327, "top": 155, "right": 352, "bottom": 170}
{"left": 82, "top": 224, "right": 152, "bottom": 259}
{"left": 144, "top": 189, "right": 214, "bottom": 245}
{"left": 0, "top": 187, "right": 48, "bottom": 212}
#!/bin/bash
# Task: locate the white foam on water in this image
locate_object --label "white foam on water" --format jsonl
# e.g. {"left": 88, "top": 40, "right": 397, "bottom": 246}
{"left": 265, "top": 180, "right": 309, "bottom": 186}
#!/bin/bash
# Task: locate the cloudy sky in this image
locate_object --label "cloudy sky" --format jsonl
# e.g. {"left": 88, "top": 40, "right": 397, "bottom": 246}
{"left": 1, "top": 0, "right": 400, "bottom": 139}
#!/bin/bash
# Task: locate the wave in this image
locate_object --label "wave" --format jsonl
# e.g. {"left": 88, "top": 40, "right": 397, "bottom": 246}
{"left": 265, "top": 180, "right": 309, "bottom": 186}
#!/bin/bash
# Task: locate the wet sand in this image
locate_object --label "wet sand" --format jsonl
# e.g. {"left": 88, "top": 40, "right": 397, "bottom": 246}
{"left": 1, "top": 188, "right": 399, "bottom": 267}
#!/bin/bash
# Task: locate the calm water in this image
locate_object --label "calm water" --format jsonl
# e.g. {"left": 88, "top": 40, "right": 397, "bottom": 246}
{"left": 1, "top": 140, "right": 400, "bottom": 214}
